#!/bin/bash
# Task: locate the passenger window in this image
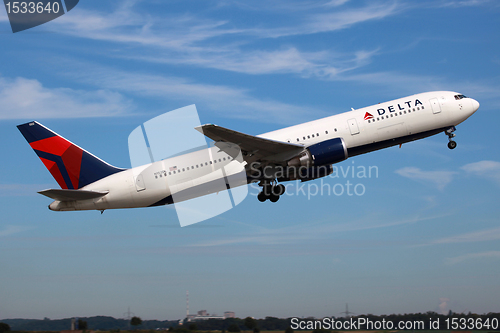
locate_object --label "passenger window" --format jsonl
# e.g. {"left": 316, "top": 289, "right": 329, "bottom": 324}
{"left": 325, "top": 131, "right": 328, "bottom": 134}
{"left": 169, "top": 172, "right": 171, "bottom": 175}
{"left": 312, "top": 134, "right": 315, "bottom": 138}
{"left": 297, "top": 138, "right": 299, "bottom": 142}
{"left": 307, "top": 135, "right": 310, "bottom": 139}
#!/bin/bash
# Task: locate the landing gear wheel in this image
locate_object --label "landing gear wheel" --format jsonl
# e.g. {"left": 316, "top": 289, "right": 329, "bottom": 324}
{"left": 269, "top": 194, "right": 280, "bottom": 203}
{"left": 448, "top": 140, "right": 457, "bottom": 150}
{"left": 274, "top": 184, "right": 286, "bottom": 196}
{"left": 257, "top": 192, "right": 267, "bottom": 202}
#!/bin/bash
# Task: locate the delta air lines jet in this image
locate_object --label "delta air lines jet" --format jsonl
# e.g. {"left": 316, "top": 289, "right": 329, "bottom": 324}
{"left": 18, "top": 91, "right": 479, "bottom": 211}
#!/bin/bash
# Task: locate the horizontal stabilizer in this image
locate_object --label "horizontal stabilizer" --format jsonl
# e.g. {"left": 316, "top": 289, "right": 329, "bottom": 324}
{"left": 38, "top": 189, "right": 109, "bottom": 201}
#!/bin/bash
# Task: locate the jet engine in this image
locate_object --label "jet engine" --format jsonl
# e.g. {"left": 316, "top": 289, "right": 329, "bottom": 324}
{"left": 288, "top": 137, "right": 348, "bottom": 167}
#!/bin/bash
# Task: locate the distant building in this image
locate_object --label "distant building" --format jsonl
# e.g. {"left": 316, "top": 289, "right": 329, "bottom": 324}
{"left": 187, "top": 310, "right": 235, "bottom": 321}
{"left": 224, "top": 312, "right": 235, "bottom": 319}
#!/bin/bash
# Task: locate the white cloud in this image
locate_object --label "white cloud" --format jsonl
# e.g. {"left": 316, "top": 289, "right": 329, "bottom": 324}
{"left": 395, "top": 167, "right": 457, "bottom": 190}
{"left": 445, "top": 251, "right": 500, "bottom": 265}
{"left": 45, "top": 2, "right": 395, "bottom": 79}
{"left": 461, "top": 160, "right": 500, "bottom": 184}
{"left": 432, "top": 226, "right": 500, "bottom": 244}
{"left": 302, "top": 3, "right": 400, "bottom": 36}
{"left": 325, "top": 0, "right": 351, "bottom": 7}
{"left": 0, "top": 225, "right": 32, "bottom": 237}
{"left": 438, "top": 298, "right": 450, "bottom": 315}
{"left": 437, "top": 0, "right": 495, "bottom": 8}
{"left": 0, "top": 183, "right": 53, "bottom": 196}
{"left": 65, "top": 66, "right": 327, "bottom": 125}
{"left": 0, "top": 76, "right": 133, "bottom": 120}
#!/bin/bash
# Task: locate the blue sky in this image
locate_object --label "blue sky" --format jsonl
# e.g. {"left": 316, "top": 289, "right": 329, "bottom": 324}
{"left": 1, "top": 0, "right": 500, "bottom": 321}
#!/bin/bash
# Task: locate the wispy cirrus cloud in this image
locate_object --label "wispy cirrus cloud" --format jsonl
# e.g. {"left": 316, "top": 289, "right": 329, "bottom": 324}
{"left": 0, "top": 184, "right": 53, "bottom": 196}
{"left": 395, "top": 167, "right": 457, "bottom": 190}
{"left": 445, "top": 251, "right": 500, "bottom": 265}
{"left": 431, "top": 226, "right": 500, "bottom": 244}
{"left": 437, "top": 0, "right": 496, "bottom": 8}
{"left": 0, "top": 76, "right": 133, "bottom": 120}
{"left": 47, "top": 1, "right": 396, "bottom": 79}
{"left": 188, "top": 211, "right": 450, "bottom": 250}
{"left": 62, "top": 65, "right": 327, "bottom": 125}
{"left": 461, "top": 160, "right": 500, "bottom": 185}
{"left": 0, "top": 225, "right": 33, "bottom": 237}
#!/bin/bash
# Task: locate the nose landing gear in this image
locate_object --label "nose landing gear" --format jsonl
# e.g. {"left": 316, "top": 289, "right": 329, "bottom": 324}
{"left": 257, "top": 181, "right": 286, "bottom": 203}
{"left": 445, "top": 126, "right": 457, "bottom": 150}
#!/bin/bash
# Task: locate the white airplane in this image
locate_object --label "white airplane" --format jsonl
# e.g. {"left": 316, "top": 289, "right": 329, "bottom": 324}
{"left": 18, "top": 91, "right": 479, "bottom": 211}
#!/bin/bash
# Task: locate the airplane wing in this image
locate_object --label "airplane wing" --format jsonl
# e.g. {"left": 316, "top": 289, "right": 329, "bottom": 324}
{"left": 195, "top": 124, "right": 304, "bottom": 164}
{"left": 38, "top": 189, "right": 109, "bottom": 201}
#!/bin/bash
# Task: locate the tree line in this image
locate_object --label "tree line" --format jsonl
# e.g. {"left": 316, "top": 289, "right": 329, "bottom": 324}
{"left": 2, "top": 311, "right": 500, "bottom": 332}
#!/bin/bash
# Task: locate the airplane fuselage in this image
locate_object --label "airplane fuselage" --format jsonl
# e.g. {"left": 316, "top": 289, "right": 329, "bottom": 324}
{"left": 47, "top": 91, "right": 479, "bottom": 211}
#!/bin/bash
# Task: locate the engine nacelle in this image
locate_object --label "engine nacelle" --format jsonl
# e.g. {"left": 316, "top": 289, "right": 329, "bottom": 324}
{"left": 288, "top": 137, "right": 348, "bottom": 167}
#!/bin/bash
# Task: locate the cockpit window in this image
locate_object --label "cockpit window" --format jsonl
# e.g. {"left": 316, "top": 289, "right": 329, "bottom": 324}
{"left": 455, "top": 94, "right": 467, "bottom": 100}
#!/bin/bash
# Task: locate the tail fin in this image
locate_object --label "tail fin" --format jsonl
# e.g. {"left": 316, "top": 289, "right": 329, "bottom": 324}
{"left": 17, "top": 121, "right": 125, "bottom": 189}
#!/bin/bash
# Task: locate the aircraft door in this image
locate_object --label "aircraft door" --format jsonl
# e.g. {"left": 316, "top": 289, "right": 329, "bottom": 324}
{"left": 430, "top": 98, "right": 441, "bottom": 114}
{"left": 347, "top": 118, "right": 360, "bottom": 135}
{"left": 135, "top": 174, "right": 146, "bottom": 192}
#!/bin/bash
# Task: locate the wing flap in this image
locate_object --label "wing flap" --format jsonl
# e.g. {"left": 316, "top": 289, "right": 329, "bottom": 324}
{"left": 38, "top": 189, "right": 109, "bottom": 201}
{"left": 196, "top": 124, "right": 304, "bottom": 162}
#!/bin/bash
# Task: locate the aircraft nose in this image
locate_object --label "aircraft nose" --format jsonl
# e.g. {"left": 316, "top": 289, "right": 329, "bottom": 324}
{"left": 471, "top": 98, "right": 480, "bottom": 112}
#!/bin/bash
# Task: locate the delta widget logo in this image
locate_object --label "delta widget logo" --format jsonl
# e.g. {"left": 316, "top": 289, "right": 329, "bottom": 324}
{"left": 364, "top": 112, "right": 374, "bottom": 120}
{"left": 3, "top": 0, "right": 79, "bottom": 33}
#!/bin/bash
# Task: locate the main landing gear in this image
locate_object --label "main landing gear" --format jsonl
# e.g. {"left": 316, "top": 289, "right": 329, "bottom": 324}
{"left": 257, "top": 181, "right": 286, "bottom": 203}
{"left": 445, "top": 126, "right": 457, "bottom": 150}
